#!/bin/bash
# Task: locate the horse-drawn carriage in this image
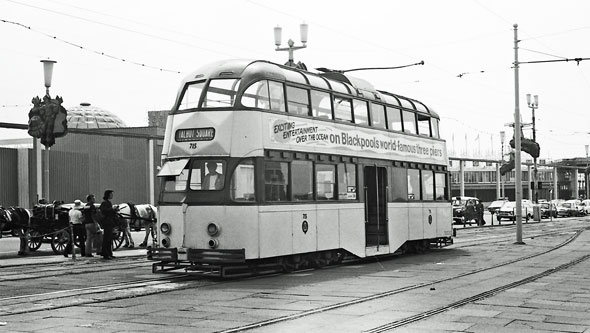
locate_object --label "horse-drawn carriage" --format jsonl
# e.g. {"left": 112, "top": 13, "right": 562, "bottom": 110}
{"left": 27, "top": 202, "right": 125, "bottom": 255}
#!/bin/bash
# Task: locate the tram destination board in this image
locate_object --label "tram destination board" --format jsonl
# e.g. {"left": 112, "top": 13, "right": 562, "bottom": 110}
{"left": 175, "top": 127, "right": 215, "bottom": 142}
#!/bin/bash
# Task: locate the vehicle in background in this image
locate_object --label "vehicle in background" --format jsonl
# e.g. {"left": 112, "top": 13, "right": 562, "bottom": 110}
{"left": 556, "top": 200, "right": 584, "bottom": 217}
{"left": 538, "top": 202, "right": 557, "bottom": 218}
{"left": 581, "top": 199, "right": 590, "bottom": 214}
{"left": 487, "top": 199, "right": 508, "bottom": 215}
{"left": 496, "top": 200, "right": 534, "bottom": 222}
{"left": 452, "top": 196, "right": 480, "bottom": 224}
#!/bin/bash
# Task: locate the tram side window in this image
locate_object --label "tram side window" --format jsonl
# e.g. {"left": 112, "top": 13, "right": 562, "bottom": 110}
{"left": 292, "top": 160, "right": 313, "bottom": 201}
{"left": 203, "top": 79, "right": 240, "bottom": 108}
{"left": 370, "top": 103, "right": 387, "bottom": 129}
{"left": 353, "top": 99, "right": 368, "bottom": 125}
{"left": 407, "top": 169, "right": 421, "bottom": 200}
{"left": 421, "top": 170, "right": 435, "bottom": 201}
{"left": 334, "top": 96, "right": 352, "bottom": 122}
{"left": 264, "top": 161, "right": 289, "bottom": 201}
{"left": 230, "top": 159, "right": 256, "bottom": 201}
{"left": 178, "top": 80, "right": 206, "bottom": 110}
{"left": 190, "top": 161, "right": 225, "bottom": 190}
{"left": 316, "top": 164, "right": 336, "bottom": 200}
{"left": 338, "top": 163, "right": 357, "bottom": 200}
{"left": 431, "top": 118, "right": 440, "bottom": 139}
{"left": 286, "top": 86, "right": 310, "bottom": 116}
{"left": 417, "top": 113, "right": 431, "bottom": 137}
{"left": 402, "top": 110, "right": 417, "bottom": 134}
{"left": 390, "top": 167, "right": 408, "bottom": 201}
{"left": 311, "top": 90, "right": 332, "bottom": 119}
{"left": 269, "top": 81, "right": 286, "bottom": 112}
{"left": 434, "top": 172, "right": 448, "bottom": 200}
{"left": 386, "top": 107, "right": 403, "bottom": 131}
{"left": 242, "top": 80, "right": 268, "bottom": 108}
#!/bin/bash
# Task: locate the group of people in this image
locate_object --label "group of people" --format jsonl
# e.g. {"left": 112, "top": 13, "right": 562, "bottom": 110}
{"left": 65, "top": 190, "right": 117, "bottom": 259}
{"left": 464, "top": 199, "right": 486, "bottom": 226}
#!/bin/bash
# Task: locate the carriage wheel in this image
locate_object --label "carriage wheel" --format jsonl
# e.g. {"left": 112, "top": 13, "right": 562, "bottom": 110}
{"left": 51, "top": 229, "right": 70, "bottom": 255}
{"left": 27, "top": 230, "right": 43, "bottom": 251}
{"left": 111, "top": 229, "right": 124, "bottom": 251}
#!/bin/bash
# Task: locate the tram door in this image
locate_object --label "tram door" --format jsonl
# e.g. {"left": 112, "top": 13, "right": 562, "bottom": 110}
{"left": 364, "top": 166, "right": 388, "bottom": 247}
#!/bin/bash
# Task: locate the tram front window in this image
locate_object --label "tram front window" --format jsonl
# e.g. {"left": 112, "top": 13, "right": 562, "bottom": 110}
{"left": 189, "top": 161, "right": 225, "bottom": 191}
{"left": 178, "top": 80, "right": 206, "bottom": 110}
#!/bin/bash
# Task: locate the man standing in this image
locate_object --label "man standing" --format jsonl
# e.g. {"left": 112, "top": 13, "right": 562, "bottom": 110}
{"left": 65, "top": 200, "right": 86, "bottom": 257}
{"left": 99, "top": 189, "right": 117, "bottom": 259}
{"left": 83, "top": 194, "right": 101, "bottom": 257}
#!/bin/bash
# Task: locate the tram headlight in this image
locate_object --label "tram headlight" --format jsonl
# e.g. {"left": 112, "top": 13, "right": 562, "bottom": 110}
{"left": 161, "top": 237, "right": 171, "bottom": 248}
{"left": 160, "top": 222, "right": 171, "bottom": 235}
{"left": 208, "top": 238, "right": 219, "bottom": 249}
{"left": 207, "top": 222, "right": 221, "bottom": 236}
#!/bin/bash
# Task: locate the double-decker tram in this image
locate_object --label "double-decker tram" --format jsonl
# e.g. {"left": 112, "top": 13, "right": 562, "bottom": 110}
{"left": 149, "top": 59, "right": 452, "bottom": 276}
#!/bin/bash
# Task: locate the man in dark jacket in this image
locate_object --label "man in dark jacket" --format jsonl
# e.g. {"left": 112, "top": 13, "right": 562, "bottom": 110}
{"left": 99, "top": 189, "right": 117, "bottom": 259}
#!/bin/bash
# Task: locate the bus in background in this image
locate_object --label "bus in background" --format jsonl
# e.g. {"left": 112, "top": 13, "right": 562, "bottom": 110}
{"left": 149, "top": 59, "right": 452, "bottom": 276}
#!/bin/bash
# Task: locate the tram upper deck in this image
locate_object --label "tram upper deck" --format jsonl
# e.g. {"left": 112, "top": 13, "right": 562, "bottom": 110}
{"left": 161, "top": 59, "right": 447, "bottom": 167}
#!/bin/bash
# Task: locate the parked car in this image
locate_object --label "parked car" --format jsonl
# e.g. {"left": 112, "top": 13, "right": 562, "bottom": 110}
{"left": 556, "top": 201, "right": 583, "bottom": 217}
{"left": 452, "top": 196, "right": 480, "bottom": 224}
{"left": 581, "top": 199, "right": 590, "bottom": 214}
{"left": 487, "top": 199, "right": 508, "bottom": 215}
{"left": 496, "top": 200, "right": 534, "bottom": 221}
{"left": 538, "top": 202, "right": 557, "bottom": 218}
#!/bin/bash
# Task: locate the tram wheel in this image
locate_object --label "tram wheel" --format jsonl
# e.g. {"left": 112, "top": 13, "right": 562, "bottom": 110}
{"left": 27, "top": 230, "right": 43, "bottom": 251}
{"left": 51, "top": 229, "right": 70, "bottom": 254}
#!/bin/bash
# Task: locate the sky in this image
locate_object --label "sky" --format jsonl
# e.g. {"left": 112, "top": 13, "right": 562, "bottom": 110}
{"left": 2, "top": 0, "right": 590, "bottom": 160}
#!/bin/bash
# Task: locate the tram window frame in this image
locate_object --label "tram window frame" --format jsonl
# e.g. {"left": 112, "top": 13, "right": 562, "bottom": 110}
{"left": 269, "top": 81, "right": 286, "bottom": 112}
{"left": 230, "top": 159, "right": 256, "bottom": 202}
{"left": 353, "top": 99, "right": 369, "bottom": 125}
{"left": 292, "top": 160, "right": 313, "bottom": 201}
{"left": 178, "top": 80, "right": 206, "bottom": 111}
{"left": 338, "top": 163, "right": 357, "bottom": 200}
{"left": 417, "top": 113, "right": 431, "bottom": 137}
{"left": 264, "top": 161, "right": 289, "bottom": 202}
{"left": 434, "top": 172, "right": 448, "bottom": 200}
{"left": 316, "top": 164, "right": 336, "bottom": 200}
{"left": 286, "top": 85, "right": 311, "bottom": 116}
{"left": 431, "top": 118, "right": 440, "bottom": 139}
{"left": 421, "top": 170, "right": 435, "bottom": 201}
{"left": 390, "top": 167, "right": 408, "bottom": 202}
{"left": 402, "top": 110, "right": 417, "bottom": 134}
{"left": 386, "top": 106, "right": 403, "bottom": 131}
{"left": 189, "top": 160, "right": 226, "bottom": 191}
{"left": 333, "top": 95, "right": 353, "bottom": 123}
{"left": 242, "top": 80, "right": 270, "bottom": 109}
{"left": 370, "top": 103, "right": 387, "bottom": 129}
{"left": 202, "top": 78, "right": 241, "bottom": 108}
{"left": 407, "top": 169, "right": 421, "bottom": 200}
{"left": 311, "top": 90, "right": 332, "bottom": 119}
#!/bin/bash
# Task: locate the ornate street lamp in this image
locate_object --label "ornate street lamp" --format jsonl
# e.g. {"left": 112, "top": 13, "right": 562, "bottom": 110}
{"left": 274, "top": 23, "right": 308, "bottom": 69}
{"left": 526, "top": 93, "right": 539, "bottom": 203}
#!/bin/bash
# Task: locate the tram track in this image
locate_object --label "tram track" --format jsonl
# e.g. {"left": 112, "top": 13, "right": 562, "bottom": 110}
{"left": 217, "top": 225, "right": 589, "bottom": 332}
{"left": 2, "top": 223, "right": 588, "bottom": 330}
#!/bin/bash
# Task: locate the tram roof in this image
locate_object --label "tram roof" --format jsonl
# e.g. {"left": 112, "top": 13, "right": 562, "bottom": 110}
{"left": 182, "top": 59, "right": 438, "bottom": 118}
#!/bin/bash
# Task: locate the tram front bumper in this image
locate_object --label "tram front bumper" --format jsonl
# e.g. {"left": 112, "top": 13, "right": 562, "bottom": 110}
{"left": 147, "top": 247, "right": 246, "bottom": 265}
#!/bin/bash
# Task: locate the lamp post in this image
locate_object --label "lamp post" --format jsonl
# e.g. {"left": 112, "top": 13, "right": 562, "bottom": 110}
{"left": 274, "top": 23, "right": 308, "bottom": 68}
{"left": 500, "top": 131, "right": 505, "bottom": 198}
{"left": 526, "top": 94, "right": 539, "bottom": 203}
{"left": 40, "top": 59, "right": 56, "bottom": 201}
{"left": 513, "top": 24, "right": 524, "bottom": 244}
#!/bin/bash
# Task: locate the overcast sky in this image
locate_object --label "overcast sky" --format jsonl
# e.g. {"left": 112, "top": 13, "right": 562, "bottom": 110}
{"left": 2, "top": 0, "right": 590, "bottom": 160}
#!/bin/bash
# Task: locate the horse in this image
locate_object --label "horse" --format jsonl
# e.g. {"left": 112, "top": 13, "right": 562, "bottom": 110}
{"left": 116, "top": 203, "right": 158, "bottom": 248}
{"left": 0, "top": 206, "right": 32, "bottom": 254}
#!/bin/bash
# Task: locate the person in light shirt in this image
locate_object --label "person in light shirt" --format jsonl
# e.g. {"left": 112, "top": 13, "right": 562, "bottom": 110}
{"left": 64, "top": 199, "right": 86, "bottom": 258}
{"left": 202, "top": 162, "right": 223, "bottom": 190}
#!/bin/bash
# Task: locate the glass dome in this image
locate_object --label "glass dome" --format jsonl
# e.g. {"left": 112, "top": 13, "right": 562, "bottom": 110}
{"left": 66, "top": 103, "right": 126, "bottom": 128}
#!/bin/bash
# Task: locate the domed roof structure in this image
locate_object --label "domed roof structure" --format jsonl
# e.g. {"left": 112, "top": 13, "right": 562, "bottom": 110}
{"left": 66, "top": 103, "right": 127, "bottom": 129}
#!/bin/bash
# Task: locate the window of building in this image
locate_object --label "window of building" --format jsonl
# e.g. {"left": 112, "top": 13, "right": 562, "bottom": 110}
{"left": 292, "top": 160, "right": 313, "bottom": 201}
{"left": 230, "top": 159, "right": 256, "bottom": 201}
{"left": 264, "top": 161, "right": 289, "bottom": 201}
{"left": 338, "top": 163, "right": 357, "bottom": 200}
{"left": 353, "top": 99, "right": 369, "bottom": 125}
{"left": 286, "top": 86, "right": 310, "bottom": 116}
{"left": 407, "top": 169, "right": 421, "bottom": 200}
{"left": 316, "top": 164, "right": 336, "bottom": 200}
